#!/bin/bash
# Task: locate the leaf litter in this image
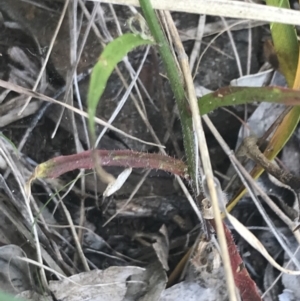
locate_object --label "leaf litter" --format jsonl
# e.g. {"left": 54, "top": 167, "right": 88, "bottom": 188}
{"left": 0, "top": 0, "right": 300, "bottom": 301}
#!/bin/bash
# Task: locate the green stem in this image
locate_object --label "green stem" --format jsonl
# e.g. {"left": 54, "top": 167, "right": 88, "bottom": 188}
{"left": 139, "top": 0, "right": 197, "bottom": 184}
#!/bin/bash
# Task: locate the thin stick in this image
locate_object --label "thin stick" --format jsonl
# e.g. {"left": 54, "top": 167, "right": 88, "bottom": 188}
{"left": 193, "top": 19, "right": 247, "bottom": 80}
{"left": 19, "top": 0, "right": 70, "bottom": 115}
{"left": 59, "top": 195, "right": 90, "bottom": 271}
{"left": 68, "top": 0, "right": 89, "bottom": 266}
{"left": 247, "top": 24, "right": 252, "bottom": 75}
{"left": 17, "top": 69, "right": 91, "bottom": 153}
{"left": 51, "top": 2, "right": 99, "bottom": 138}
{"left": 221, "top": 17, "right": 243, "bottom": 77}
{"left": 162, "top": 11, "right": 238, "bottom": 301}
{"left": 0, "top": 144, "right": 49, "bottom": 290}
{"left": 103, "top": 170, "right": 151, "bottom": 226}
{"left": 189, "top": 15, "right": 206, "bottom": 72}
{"left": 203, "top": 115, "right": 300, "bottom": 263}
{"left": 98, "top": 0, "right": 300, "bottom": 27}
{"left": 95, "top": 46, "right": 151, "bottom": 147}
{"left": 0, "top": 79, "right": 162, "bottom": 147}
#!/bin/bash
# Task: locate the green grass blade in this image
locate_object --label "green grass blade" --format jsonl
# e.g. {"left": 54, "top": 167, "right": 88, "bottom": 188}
{"left": 0, "top": 133, "right": 19, "bottom": 155}
{"left": 266, "top": 0, "right": 299, "bottom": 87}
{"left": 139, "top": 0, "right": 198, "bottom": 185}
{"left": 198, "top": 86, "right": 300, "bottom": 115}
{"left": 87, "top": 33, "right": 154, "bottom": 143}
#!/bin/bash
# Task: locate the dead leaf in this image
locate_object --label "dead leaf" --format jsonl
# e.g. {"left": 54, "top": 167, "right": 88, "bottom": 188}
{"left": 49, "top": 266, "right": 144, "bottom": 301}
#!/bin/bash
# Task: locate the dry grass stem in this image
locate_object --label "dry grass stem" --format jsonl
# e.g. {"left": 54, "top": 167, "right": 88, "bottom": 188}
{"left": 3, "top": 0, "right": 299, "bottom": 298}
{"left": 103, "top": 170, "right": 151, "bottom": 226}
{"left": 51, "top": 2, "right": 98, "bottom": 139}
{"left": 98, "top": 0, "right": 300, "bottom": 26}
{"left": 221, "top": 17, "right": 243, "bottom": 77}
{"left": 162, "top": 11, "right": 238, "bottom": 301}
{"left": 0, "top": 79, "right": 162, "bottom": 147}
{"left": 262, "top": 246, "right": 300, "bottom": 298}
{"left": 189, "top": 15, "right": 206, "bottom": 72}
{"left": 0, "top": 140, "right": 49, "bottom": 290}
{"left": 95, "top": 46, "right": 151, "bottom": 146}
{"left": 193, "top": 19, "right": 249, "bottom": 80}
{"left": 19, "top": 0, "right": 71, "bottom": 115}
{"left": 203, "top": 116, "right": 300, "bottom": 269}
{"left": 59, "top": 197, "right": 90, "bottom": 271}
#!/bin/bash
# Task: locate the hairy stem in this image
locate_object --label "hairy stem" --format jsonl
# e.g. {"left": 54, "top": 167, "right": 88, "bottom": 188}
{"left": 33, "top": 150, "right": 188, "bottom": 180}
{"left": 139, "top": 0, "right": 197, "bottom": 184}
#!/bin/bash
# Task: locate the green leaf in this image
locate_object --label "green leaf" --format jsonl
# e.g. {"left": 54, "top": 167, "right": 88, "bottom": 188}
{"left": 87, "top": 33, "right": 154, "bottom": 143}
{"left": 198, "top": 86, "right": 300, "bottom": 115}
{"left": 266, "top": 0, "right": 299, "bottom": 87}
{"left": 199, "top": 85, "right": 300, "bottom": 213}
{"left": 0, "top": 292, "right": 26, "bottom": 301}
{"left": 0, "top": 133, "right": 19, "bottom": 155}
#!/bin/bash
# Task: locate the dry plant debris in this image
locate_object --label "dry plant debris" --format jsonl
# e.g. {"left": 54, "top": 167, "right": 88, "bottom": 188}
{"left": 0, "top": 0, "right": 300, "bottom": 301}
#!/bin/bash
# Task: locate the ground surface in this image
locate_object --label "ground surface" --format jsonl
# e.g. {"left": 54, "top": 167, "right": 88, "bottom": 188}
{"left": 0, "top": 1, "right": 295, "bottom": 301}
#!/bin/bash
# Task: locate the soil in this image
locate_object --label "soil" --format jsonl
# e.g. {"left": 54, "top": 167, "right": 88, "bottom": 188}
{"left": 0, "top": 0, "right": 277, "bottom": 299}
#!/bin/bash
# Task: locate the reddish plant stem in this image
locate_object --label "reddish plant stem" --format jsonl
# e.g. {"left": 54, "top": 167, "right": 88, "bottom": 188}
{"left": 34, "top": 149, "right": 188, "bottom": 179}
{"left": 35, "top": 149, "right": 262, "bottom": 301}
{"left": 209, "top": 219, "right": 262, "bottom": 301}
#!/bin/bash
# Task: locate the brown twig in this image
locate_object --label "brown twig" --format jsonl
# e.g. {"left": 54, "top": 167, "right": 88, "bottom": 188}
{"left": 161, "top": 11, "right": 237, "bottom": 300}
{"left": 240, "top": 136, "right": 300, "bottom": 191}
{"left": 225, "top": 106, "right": 293, "bottom": 193}
{"left": 239, "top": 136, "right": 300, "bottom": 221}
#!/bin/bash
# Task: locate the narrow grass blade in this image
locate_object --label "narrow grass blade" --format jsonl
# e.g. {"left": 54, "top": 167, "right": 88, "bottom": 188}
{"left": 266, "top": 0, "right": 298, "bottom": 87}
{"left": 198, "top": 86, "right": 300, "bottom": 115}
{"left": 227, "top": 213, "right": 300, "bottom": 275}
{"left": 87, "top": 33, "right": 154, "bottom": 142}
